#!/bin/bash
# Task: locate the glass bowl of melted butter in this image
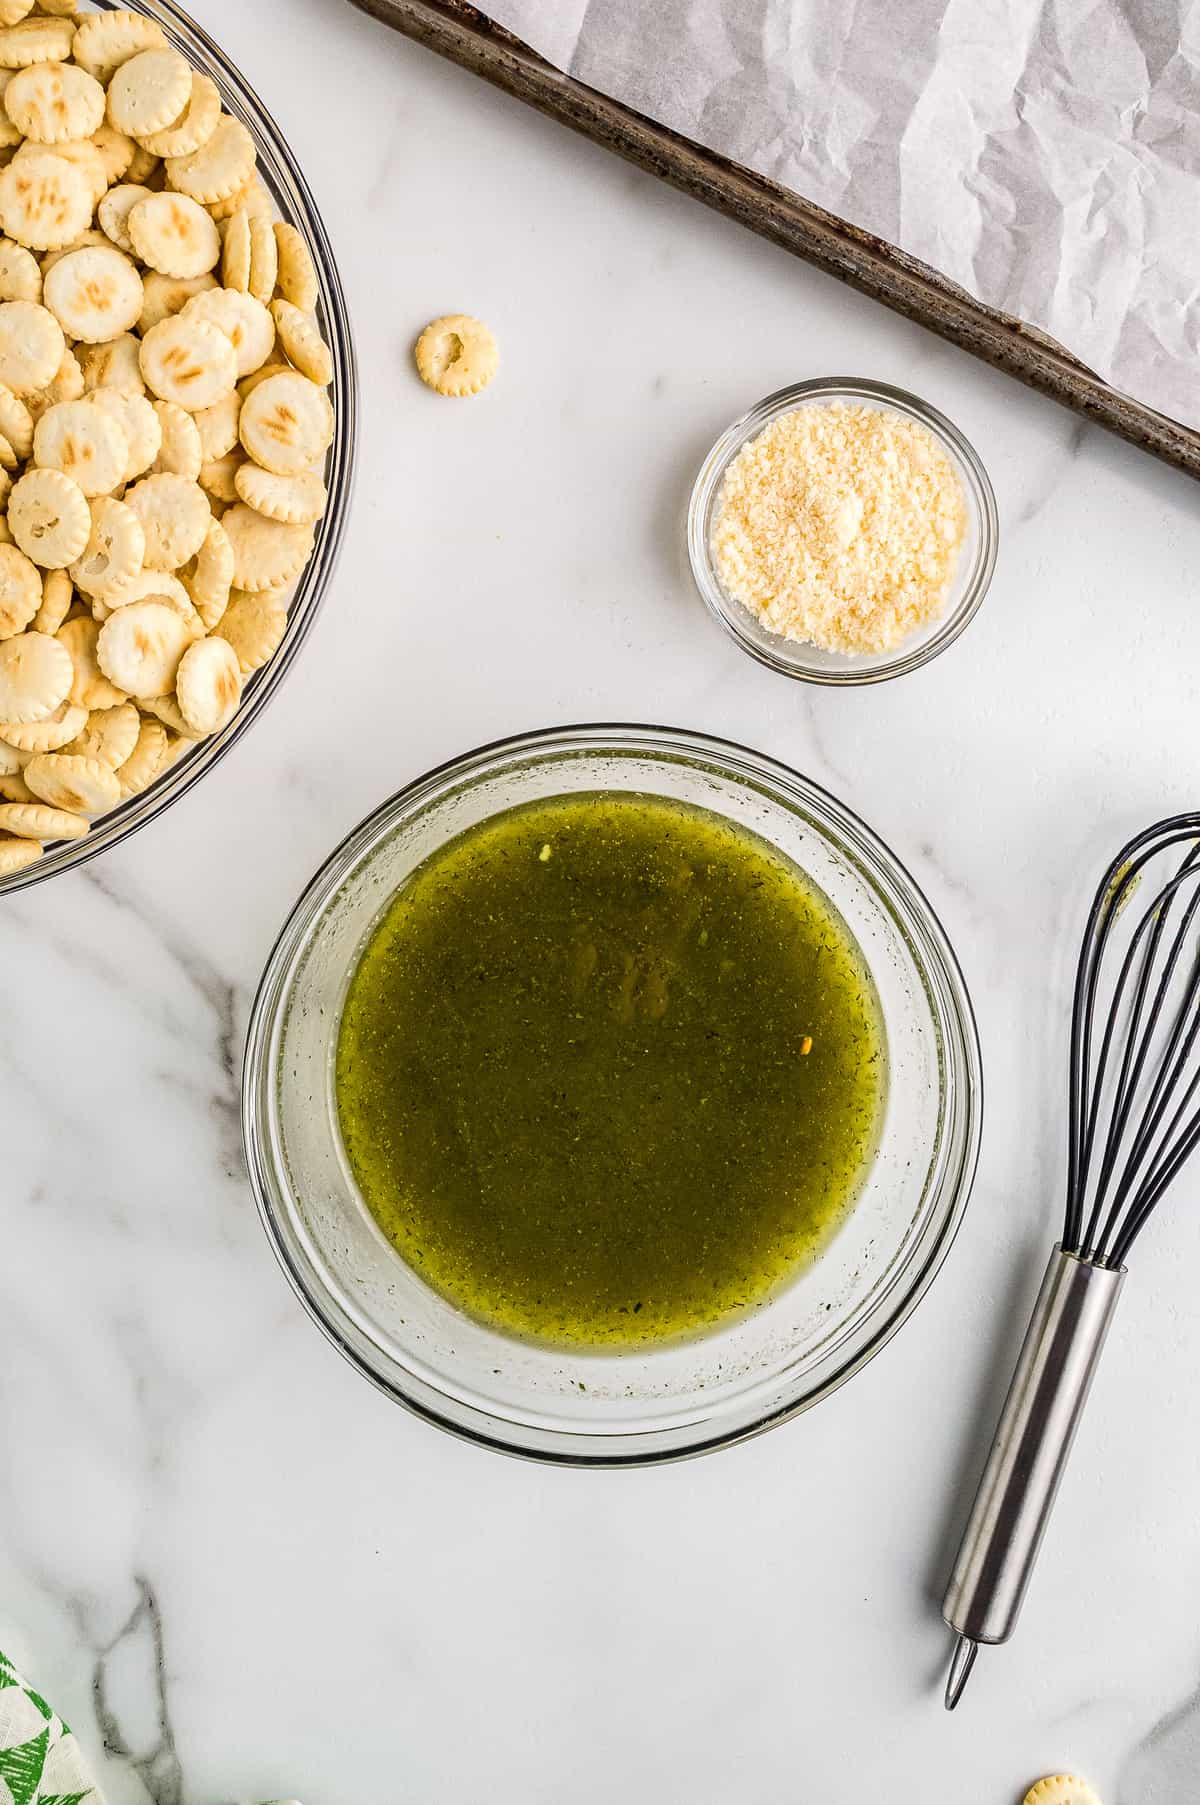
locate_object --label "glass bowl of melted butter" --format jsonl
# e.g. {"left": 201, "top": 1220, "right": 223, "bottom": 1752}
{"left": 243, "top": 725, "right": 981, "bottom": 1464}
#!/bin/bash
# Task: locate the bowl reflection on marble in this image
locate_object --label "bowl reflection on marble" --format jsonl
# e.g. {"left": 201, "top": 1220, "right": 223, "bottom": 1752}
{"left": 242, "top": 725, "right": 982, "bottom": 1464}
{"left": 0, "top": 0, "right": 356, "bottom": 897}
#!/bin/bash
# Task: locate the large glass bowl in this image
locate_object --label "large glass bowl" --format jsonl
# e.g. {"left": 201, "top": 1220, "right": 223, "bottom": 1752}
{"left": 0, "top": 0, "right": 356, "bottom": 896}
{"left": 243, "top": 726, "right": 983, "bottom": 1465}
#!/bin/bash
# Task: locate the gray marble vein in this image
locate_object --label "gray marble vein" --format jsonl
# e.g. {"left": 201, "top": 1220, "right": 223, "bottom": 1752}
{"left": 1119, "top": 1671, "right": 1200, "bottom": 1804}
{"left": 92, "top": 1580, "right": 183, "bottom": 1805}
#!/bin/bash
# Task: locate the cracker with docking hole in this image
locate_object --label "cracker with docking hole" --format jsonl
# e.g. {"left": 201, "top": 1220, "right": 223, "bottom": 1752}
{"left": 0, "top": 297, "right": 64, "bottom": 391}
{"left": 124, "top": 471, "right": 208, "bottom": 570}
{"left": 138, "top": 268, "right": 213, "bottom": 333}
{"left": 139, "top": 312, "right": 235, "bottom": 408}
{"left": 221, "top": 501, "right": 310, "bottom": 593}
{"left": 70, "top": 493, "right": 143, "bottom": 595}
{"left": 0, "top": 149, "right": 90, "bottom": 247}
{"left": 64, "top": 697, "right": 137, "bottom": 767}
{"left": 0, "top": 236, "right": 41, "bottom": 300}
{"left": 6, "top": 60, "right": 104, "bottom": 144}
{"left": 198, "top": 447, "right": 241, "bottom": 502}
{"left": 183, "top": 286, "right": 272, "bottom": 378}
{"left": 270, "top": 297, "right": 330, "bottom": 386}
{"left": 31, "top": 562, "right": 70, "bottom": 632}
{"left": 138, "top": 586, "right": 201, "bottom": 633}
{"left": 0, "top": 692, "right": 82, "bottom": 749}
{"left": 238, "top": 368, "right": 331, "bottom": 475}
{"left": 192, "top": 384, "right": 238, "bottom": 460}
{"left": 234, "top": 461, "right": 325, "bottom": 526}
{"left": 73, "top": 11, "right": 163, "bottom": 84}
{"left": 175, "top": 630, "right": 238, "bottom": 734}
{"left": 80, "top": 331, "right": 143, "bottom": 393}
{"left": 19, "top": 137, "right": 107, "bottom": 209}
{"left": 103, "top": 567, "right": 188, "bottom": 614}
{"left": 44, "top": 244, "right": 143, "bottom": 341}
{"left": 221, "top": 203, "right": 249, "bottom": 292}
{"left": 106, "top": 47, "right": 191, "bottom": 139}
{"left": 165, "top": 113, "right": 253, "bottom": 205}
{"left": 0, "top": 795, "right": 83, "bottom": 838}
{"left": 92, "top": 123, "right": 135, "bottom": 186}
{"left": 0, "top": 624, "right": 69, "bottom": 717}
{"left": 96, "top": 595, "right": 193, "bottom": 696}
{"left": 273, "top": 220, "right": 316, "bottom": 310}
{"left": 0, "top": 381, "right": 32, "bottom": 456}
{"left": 0, "top": 831, "right": 40, "bottom": 870}
{"left": 0, "top": 535, "right": 39, "bottom": 631}
{"left": 34, "top": 396, "right": 129, "bottom": 494}
{"left": 182, "top": 514, "right": 231, "bottom": 626}
{"left": 138, "top": 69, "right": 219, "bottom": 159}
{"left": 215, "top": 586, "right": 284, "bottom": 672}
{"left": 150, "top": 396, "right": 200, "bottom": 477}
{"left": 56, "top": 612, "right": 124, "bottom": 707}
{"left": 89, "top": 387, "right": 159, "bottom": 480}
{"left": 246, "top": 207, "right": 276, "bottom": 302}
{"left": 9, "top": 462, "right": 88, "bottom": 562}
{"left": 129, "top": 190, "right": 218, "bottom": 279}
{"left": 414, "top": 313, "right": 498, "bottom": 397}
{"left": 116, "top": 710, "right": 164, "bottom": 794}
{"left": 24, "top": 746, "right": 118, "bottom": 811}
{"left": 97, "top": 180, "right": 150, "bottom": 253}
{"left": 0, "top": 19, "right": 75, "bottom": 70}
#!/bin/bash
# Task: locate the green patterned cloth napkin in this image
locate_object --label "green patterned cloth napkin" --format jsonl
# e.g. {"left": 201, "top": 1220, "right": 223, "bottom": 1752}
{"left": 0, "top": 1650, "right": 102, "bottom": 1805}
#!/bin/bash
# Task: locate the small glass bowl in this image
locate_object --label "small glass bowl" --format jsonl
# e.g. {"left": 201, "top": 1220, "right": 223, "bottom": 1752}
{"left": 688, "top": 378, "right": 997, "bottom": 685}
{"left": 243, "top": 725, "right": 983, "bottom": 1465}
{"left": 0, "top": 0, "right": 356, "bottom": 896}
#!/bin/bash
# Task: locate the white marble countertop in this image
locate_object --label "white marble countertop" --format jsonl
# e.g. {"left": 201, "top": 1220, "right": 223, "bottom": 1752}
{"left": 4, "top": 2, "right": 1200, "bottom": 1800}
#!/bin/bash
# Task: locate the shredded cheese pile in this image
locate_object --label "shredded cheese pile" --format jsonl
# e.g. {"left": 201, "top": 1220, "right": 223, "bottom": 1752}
{"left": 713, "top": 401, "right": 968, "bottom": 655}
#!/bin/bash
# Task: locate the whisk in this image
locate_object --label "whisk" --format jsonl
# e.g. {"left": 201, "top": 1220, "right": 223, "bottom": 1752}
{"left": 942, "top": 813, "right": 1200, "bottom": 1709}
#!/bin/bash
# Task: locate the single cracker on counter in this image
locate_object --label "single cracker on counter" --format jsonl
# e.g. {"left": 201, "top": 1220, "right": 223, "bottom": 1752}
{"left": 1023, "top": 1780, "right": 1103, "bottom": 1805}
{"left": 414, "top": 313, "right": 498, "bottom": 397}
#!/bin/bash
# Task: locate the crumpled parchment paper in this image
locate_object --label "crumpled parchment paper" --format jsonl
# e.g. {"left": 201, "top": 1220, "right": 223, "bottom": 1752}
{"left": 483, "top": 0, "right": 1200, "bottom": 434}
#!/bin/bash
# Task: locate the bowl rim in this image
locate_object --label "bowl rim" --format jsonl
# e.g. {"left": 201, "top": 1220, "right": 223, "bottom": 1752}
{"left": 687, "top": 376, "right": 999, "bottom": 687}
{"left": 242, "top": 722, "right": 984, "bottom": 1465}
{"left": 0, "top": 0, "right": 358, "bottom": 897}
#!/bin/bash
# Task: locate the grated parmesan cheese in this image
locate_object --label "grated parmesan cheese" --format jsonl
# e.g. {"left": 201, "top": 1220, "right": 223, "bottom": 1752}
{"left": 713, "top": 401, "right": 968, "bottom": 655}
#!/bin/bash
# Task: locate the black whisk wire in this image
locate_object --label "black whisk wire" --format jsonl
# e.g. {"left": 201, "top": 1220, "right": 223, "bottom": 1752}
{"left": 1065, "top": 815, "right": 1200, "bottom": 1269}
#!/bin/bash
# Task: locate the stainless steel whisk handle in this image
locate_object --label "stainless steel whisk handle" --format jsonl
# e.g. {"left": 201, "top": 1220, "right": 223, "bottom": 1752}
{"left": 941, "top": 1246, "right": 1126, "bottom": 1708}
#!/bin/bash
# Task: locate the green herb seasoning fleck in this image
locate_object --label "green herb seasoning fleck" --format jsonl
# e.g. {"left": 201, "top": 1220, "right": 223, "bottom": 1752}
{"left": 335, "top": 792, "right": 886, "bottom": 1349}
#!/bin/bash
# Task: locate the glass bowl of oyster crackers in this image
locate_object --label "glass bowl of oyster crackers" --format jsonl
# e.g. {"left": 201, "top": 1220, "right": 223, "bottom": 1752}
{"left": 0, "top": 0, "right": 355, "bottom": 892}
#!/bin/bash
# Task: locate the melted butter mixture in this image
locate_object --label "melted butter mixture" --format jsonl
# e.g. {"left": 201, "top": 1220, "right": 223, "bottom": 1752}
{"left": 336, "top": 792, "right": 886, "bottom": 1349}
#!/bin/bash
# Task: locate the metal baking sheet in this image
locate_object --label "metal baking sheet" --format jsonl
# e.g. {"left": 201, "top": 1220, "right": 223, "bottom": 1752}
{"left": 349, "top": 0, "right": 1200, "bottom": 483}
